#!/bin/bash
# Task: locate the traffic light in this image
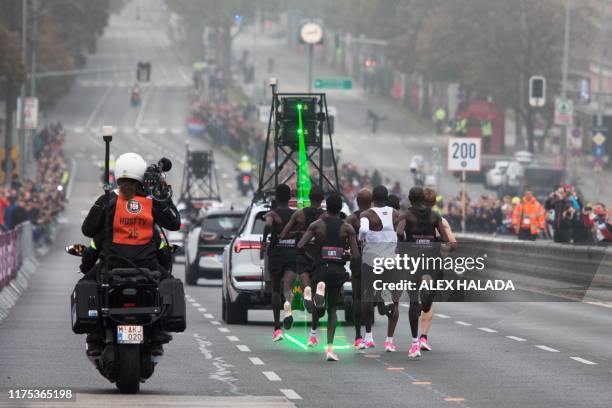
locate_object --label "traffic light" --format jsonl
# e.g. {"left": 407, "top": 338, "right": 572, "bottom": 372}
{"left": 528, "top": 76, "right": 546, "bottom": 107}
{"left": 137, "top": 61, "right": 151, "bottom": 82}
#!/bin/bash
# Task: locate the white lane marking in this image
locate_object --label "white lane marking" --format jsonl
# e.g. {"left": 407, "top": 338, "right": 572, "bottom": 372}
{"left": 237, "top": 345, "right": 251, "bottom": 352}
{"left": 280, "top": 389, "right": 302, "bottom": 400}
{"left": 197, "top": 307, "right": 207, "bottom": 312}
{"left": 123, "top": 127, "right": 134, "bottom": 134}
{"left": 171, "top": 128, "right": 181, "bottom": 135}
{"left": 218, "top": 327, "right": 230, "bottom": 333}
{"left": 139, "top": 128, "right": 150, "bottom": 134}
{"left": 434, "top": 313, "right": 450, "bottom": 319}
{"left": 455, "top": 321, "right": 472, "bottom": 326}
{"left": 187, "top": 298, "right": 195, "bottom": 303}
{"left": 58, "top": 218, "right": 68, "bottom": 224}
{"left": 570, "top": 356, "right": 597, "bottom": 365}
{"left": 74, "top": 127, "right": 84, "bottom": 133}
{"left": 156, "top": 127, "right": 167, "bottom": 134}
{"left": 506, "top": 336, "right": 526, "bottom": 342}
{"left": 262, "top": 371, "right": 281, "bottom": 382}
{"left": 204, "top": 313, "right": 214, "bottom": 319}
{"left": 192, "top": 302, "right": 201, "bottom": 307}
{"left": 227, "top": 336, "right": 240, "bottom": 342}
{"left": 478, "top": 327, "right": 497, "bottom": 333}
{"left": 249, "top": 357, "right": 264, "bottom": 365}
{"left": 535, "top": 345, "right": 560, "bottom": 353}
{"left": 211, "top": 321, "right": 221, "bottom": 325}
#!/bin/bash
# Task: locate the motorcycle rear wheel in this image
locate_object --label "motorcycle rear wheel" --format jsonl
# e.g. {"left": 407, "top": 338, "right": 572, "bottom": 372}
{"left": 116, "top": 345, "right": 140, "bottom": 393}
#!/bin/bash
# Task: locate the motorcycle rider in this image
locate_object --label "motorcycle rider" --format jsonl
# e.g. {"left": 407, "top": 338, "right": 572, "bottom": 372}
{"left": 236, "top": 155, "right": 254, "bottom": 195}
{"left": 80, "top": 152, "right": 181, "bottom": 356}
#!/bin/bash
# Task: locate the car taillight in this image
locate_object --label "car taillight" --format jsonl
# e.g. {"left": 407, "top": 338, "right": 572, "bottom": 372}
{"left": 234, "top": 240, "right": 261, "bottom": 253}
{"left": 200, "top": 231, "right": 219, "bottom": 241}
{"left": 242, "top": 175, "right": 250, "bottom": 183}
{"left": 123, "top": 303, "right": 136, "bottom": 308}
{"left": 201, "top": 252, "right": 217, "bottom": 257}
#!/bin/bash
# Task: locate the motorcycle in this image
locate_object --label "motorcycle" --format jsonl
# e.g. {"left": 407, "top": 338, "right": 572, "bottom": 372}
{"left": 237, "top": 172, "right": 252, "bottom": 196}
{"left": 66, "top": 244, "right": 185, "bottom": 393}
{"left": 131, "top": 90, "right": 141, "bottom": 107}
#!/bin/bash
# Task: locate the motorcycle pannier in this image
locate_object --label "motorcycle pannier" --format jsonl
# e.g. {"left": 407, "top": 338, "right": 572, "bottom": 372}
{"left": 71, "top": 280, "right": 100, "bottom": 334}
{"left": 159, "top": 278, "right": 186, "bottom": 332}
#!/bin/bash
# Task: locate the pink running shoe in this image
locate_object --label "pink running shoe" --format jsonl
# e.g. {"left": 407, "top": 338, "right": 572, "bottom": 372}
{"left": 325, "top": 347, "right": 339, "bottom": 361}
{"left": 272, "top": 329, "right": 283, "bottom": 342}
{"left": 364, "top": 340, "right": 376, "bottom": 349}
{"left": 308, "top": 335, "right": 318, "bottom": 347}
{"left": 419, "top": 336, "right": 432, "bottom": 351}
{"left": 354, "top": 338, "right": 366, "bottom": 350}
{"left": 384, "top": 340, "right": 397, "bottom": 352}
{"left": 408, "top": 342, "right": 421, "bottom": 359}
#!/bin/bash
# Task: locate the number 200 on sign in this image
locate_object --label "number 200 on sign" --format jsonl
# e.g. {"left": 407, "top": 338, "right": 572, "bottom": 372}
{"left": 447, "top": 137, "right": 481, "bottom": 172}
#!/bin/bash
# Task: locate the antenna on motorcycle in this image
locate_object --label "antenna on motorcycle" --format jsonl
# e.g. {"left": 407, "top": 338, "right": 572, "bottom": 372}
{"left": 101, "top": 125, "right": 114, "bottom": 281}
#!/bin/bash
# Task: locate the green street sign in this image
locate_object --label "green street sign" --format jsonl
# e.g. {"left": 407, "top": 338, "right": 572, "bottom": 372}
{"left": 313, "top": 78, "right": 353, "bottom": 90}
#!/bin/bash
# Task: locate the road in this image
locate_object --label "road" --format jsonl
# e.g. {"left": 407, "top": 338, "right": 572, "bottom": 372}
{"left": 1, "top": 4, "right": 612, "bottom": 408}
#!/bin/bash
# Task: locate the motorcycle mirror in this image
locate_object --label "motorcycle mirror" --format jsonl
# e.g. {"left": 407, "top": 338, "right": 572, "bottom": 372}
{"left": 65, "top": 244, "right": 86, "bottom": 257}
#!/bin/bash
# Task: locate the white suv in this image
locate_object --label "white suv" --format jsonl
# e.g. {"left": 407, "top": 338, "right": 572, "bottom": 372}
{"left": 221, "top": 199, "right": 354, "bottom": 324}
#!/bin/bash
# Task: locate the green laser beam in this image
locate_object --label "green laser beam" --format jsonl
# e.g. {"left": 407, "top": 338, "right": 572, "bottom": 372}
{"left": 296, "top": 102, "right": 311, "bottom": 209}
{"left": 284, "top": 333, "right": 310, "bottom": 350}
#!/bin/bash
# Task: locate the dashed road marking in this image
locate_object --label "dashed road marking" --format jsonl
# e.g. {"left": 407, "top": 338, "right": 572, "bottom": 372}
{"left": 171, "top": 128, "right": 181, "bottom": 135}
{"left": 434, "top": 313, "right": 450, "bottom": 319}
{"left": 249, "top": 357, "right": 264, "bottom": 365}
{"left": 237, "top": 345, "right": 251, "bottom": 352}
{"left": 204, "top": 313, "right": 214, "bottom": 319}
{"left": 364, "top": 354, "right": 380, "bottom": 358}
{"left": 279, "top": 389, "right": 301, "bottom": 400}
{"left": 227, "top": 336, "right": 239, "bottom": 342}
{"left": 211, "top": 321, "right": 221, "bottom": 325}
{"left": 478, "top": 327, "right": 497, "bottom": 333}
{"left": 535, "top": 345, "right": 559, "bottom": 353}
{"left": 197, "top": 307, "right": 207, "bottom": 312}
{"left": 570, "top": 356, "right": 597, "bottom": 365}
{"left": 262, "top": 371, "right": 281, "bottom": 381}
{"left": 506, "top": 336, "right": 526, "bottom": 342}
{"left": 386, "top": 367, "right": 405, "bottom": 371}
{"left": 455, "top": 321, "right": 472, "bottom": 326}
{"left": 74, "top": 127, "right": 84, "bottom": 133}
{"left": 413, "top": 381, "right": 432, "bottom": 385}
{"left": 444, "top": 397, "right": 465, "bottom": 402}
{"left": 156, "top": 127, "right": 167, "bottom": 134}
{"left": 192, "top": 302, "right": 201, "bottom": 307}
{"left": 218, "top": 327, "right": 230, "bottom": 333}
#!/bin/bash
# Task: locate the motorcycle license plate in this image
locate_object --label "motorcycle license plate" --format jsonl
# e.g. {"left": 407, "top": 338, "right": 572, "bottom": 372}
{"left": 117, "top": 325, "right": 144, "bottom": 344}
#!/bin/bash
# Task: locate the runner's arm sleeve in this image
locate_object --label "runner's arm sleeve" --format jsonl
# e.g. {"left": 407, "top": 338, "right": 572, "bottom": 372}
{"left": 358, "top": 217, "right": 369, "bottom": 241}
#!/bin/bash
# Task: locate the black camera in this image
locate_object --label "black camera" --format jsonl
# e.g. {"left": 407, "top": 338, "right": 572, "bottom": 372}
{"left": 143, "top": 157, "right": 173, "bottom": 201}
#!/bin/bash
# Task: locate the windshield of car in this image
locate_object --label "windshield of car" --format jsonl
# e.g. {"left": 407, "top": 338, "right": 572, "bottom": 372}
{"left": 201, "top": 214, "right": 242, "bottom": 235}
{"left": 525, "top": 168, "right": 563, "bottom": 188}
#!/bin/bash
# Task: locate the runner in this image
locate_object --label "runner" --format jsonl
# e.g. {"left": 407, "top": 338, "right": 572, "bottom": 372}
{"left": 397, "top": 186, "right": 449, "bottom": 358}
{"left": 279, "top": 187, "right": 325, "bottom": 346}
{"left": 262, "top": 184, "right": 297, "bottom": 342}
{"left": 359, "top": 185, "right": 400, "bottom": 351}
{"left": 418, "top": 187, "right": 457, "bottom": 352}
{"left": 297, "top": 194, "right": 359, "bottom": 361}
{"left": 345, "top": 188, "right": 372, "bottom": 349}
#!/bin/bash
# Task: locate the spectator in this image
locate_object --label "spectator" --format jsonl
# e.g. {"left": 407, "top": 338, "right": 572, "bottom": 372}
{"left": 511, "top": 190, "right": 545, "bottom": 241}
{"left": 545, "top": 185, "right": 572, "bottom": 243}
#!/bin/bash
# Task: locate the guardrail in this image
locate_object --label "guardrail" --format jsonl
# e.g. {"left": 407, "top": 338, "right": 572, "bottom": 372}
{"left": 0, "top": 223, "right": 33, "bottom": 292}
{"left": 456, "top": 233, "right": 612, "bottom": 302}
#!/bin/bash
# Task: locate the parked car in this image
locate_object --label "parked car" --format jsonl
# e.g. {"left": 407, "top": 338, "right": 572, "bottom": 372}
{"left": 184, "top": 209, "right": 244, "bottom": 285}
{"left": 499, "top": 161, "right": 524, "bottom": 196}
{"left": 221, "top": 199, "right": 354, "bottom": 325}
{"left": 485, "top": 160, "right": 509, "bottom": 189}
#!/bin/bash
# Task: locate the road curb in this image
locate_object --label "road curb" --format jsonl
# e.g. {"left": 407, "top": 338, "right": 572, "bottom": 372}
{"left": 0, "top": 256, "right": 39, "bottom": 323}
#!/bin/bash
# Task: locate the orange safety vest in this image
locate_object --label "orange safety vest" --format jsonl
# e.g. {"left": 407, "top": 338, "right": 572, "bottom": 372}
{"left": 112, "top": 195, "right": 154, "bottom": 245}
{"left": 511, "top": 197, "right": 545, "bottom": 235}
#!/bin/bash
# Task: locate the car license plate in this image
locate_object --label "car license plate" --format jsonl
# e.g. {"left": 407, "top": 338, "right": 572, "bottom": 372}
{"left": 117, "top": 325, "right": 144, "bottom": 344}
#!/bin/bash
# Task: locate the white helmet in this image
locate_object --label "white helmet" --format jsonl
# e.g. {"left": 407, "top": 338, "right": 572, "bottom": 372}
{"left": 241, "top": 155, "right": 249, "bottom": 162}
{"left": 115, "top": 153, "right": 147, "bottom": 183}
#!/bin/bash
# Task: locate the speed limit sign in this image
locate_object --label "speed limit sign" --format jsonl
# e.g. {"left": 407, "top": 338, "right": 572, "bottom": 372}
{"left": 448, "top": 137, "right": 481, "bottom": 171}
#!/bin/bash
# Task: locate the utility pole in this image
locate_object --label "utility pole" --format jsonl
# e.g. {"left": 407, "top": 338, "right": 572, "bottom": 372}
{"left": 18, "top": 0, "right": 28, "bottom": 183}
{"left": 560, "top": 0, "right": 571, "bottom": 175}
{"left": 595, "top": 0, "right": 608, "bottom": 201}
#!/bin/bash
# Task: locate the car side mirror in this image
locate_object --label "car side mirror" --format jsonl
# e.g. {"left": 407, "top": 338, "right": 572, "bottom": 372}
{"left": 65, "top": 244, "right": 86, "bottom": 257}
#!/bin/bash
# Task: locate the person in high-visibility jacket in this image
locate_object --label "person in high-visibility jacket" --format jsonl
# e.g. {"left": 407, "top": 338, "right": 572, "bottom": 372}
{"left": 511, "top": 190, "right": 545, "bottom": 241}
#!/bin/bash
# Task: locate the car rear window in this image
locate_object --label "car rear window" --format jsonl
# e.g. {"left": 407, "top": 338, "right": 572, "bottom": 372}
{"left": 251, "top": 212, "right": 267, "bottom": 235}
{"left": 202, "top": 215, "right": 242, "bottom": 235}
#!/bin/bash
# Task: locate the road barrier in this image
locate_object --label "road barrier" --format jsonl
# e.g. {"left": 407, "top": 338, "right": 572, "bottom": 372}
{"left": 456, "top": 234, "right": 612, "bottom": 302}
{"left": 0, "top": 223, "right": 37, "bottom": 320}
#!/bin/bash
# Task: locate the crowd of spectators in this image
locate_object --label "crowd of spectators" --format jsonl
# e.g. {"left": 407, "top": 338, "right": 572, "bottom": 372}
{"left": 0, "top": 122, "right": 68, "bottom": 246}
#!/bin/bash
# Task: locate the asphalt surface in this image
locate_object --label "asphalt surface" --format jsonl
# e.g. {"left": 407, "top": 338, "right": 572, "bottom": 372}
{"left": 1, "top": 3, "right": 612, "bottom": 408}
